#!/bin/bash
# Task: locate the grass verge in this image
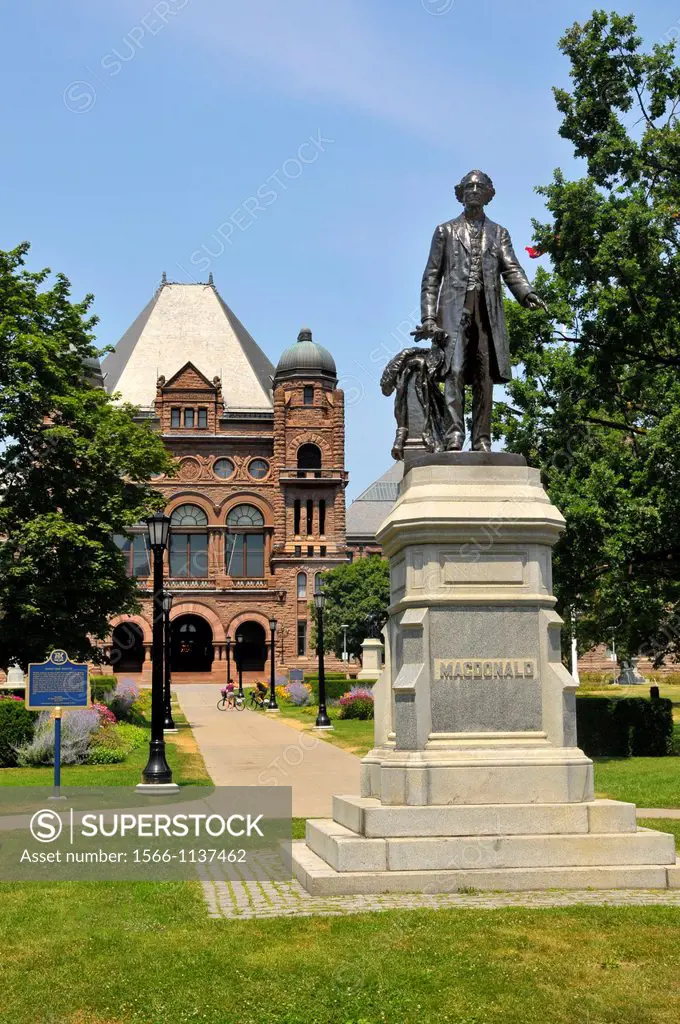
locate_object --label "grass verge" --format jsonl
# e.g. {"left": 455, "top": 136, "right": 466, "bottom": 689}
{"left": 0, "top": 698, "right": 211, "bottom": 788}
{"left": 0, "top": 884, "right": 679, "bottom": 1024}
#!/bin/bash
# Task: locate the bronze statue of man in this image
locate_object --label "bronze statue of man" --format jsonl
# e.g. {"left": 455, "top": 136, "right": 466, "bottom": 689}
{"left": 415, "top": 170, "right": 546, "bottom": 452}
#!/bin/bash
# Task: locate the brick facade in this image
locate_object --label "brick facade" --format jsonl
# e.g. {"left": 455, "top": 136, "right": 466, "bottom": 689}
{"left": 101, "top": 351, "right": 350, "bottom": 683}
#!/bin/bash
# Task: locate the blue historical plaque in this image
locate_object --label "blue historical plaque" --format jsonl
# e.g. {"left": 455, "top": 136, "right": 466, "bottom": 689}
{"left": 288, "top": 669, "right": 305, "bottom": 683}
{"left": 26, "top": 650, "right": 90, "bottom": 710}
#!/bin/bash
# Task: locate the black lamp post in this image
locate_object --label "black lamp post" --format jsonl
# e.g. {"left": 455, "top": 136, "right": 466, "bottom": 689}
{"left": 162, "top": 590, "right": 176, "bottom": 732}
{"left": 314, "top": 579, "right": 332, "bottom": 730}
{"left": 140, "top": 511, "right": 176, "bottom": 788}
{"left": 267, "top": 617, "right": 279, "bottom": 711}
{"left": 236, "top": 633, "right": 244, "bottom": 697}
{"left": 225, "top": 636, "right": 233, "bottom": 687}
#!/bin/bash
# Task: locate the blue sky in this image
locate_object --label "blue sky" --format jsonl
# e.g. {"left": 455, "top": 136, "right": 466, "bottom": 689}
{"left": 1, "top": 0, "right": 678, "bottom": 497}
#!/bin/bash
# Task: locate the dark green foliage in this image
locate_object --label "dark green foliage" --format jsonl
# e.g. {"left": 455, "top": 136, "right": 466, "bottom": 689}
{"left": 314, "top": 558, "right": 390, "bottom": 657}
{"left": 339, "top": 698, "right": 374, "bottom": 721}
{"left": 305, "top": 674, "right": 352, "bottom": 701}
{"left": 0, "top": 244, "right": 174, "bottom": 670}
{"left": 576, "top": 696, "right": 674, "bottom": 757}
{"left": 0, "top": 699, "right": 37, "bottom": 767}
{"left": 90, "top": 676, "right": 117, "bottom": 702}
{"left": 496, "top": 12, "right": 680, "bottom": 663}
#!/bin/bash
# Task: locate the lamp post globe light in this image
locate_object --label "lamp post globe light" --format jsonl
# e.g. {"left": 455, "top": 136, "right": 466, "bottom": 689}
{"left": 139, "top": 512, "right": 177, "bottom": 790}
{"left": 236, "top": 633, "right": 244, "bottom": 698}
{"left": 267, "top": 617, "right": 279, "bottom": 711}
{"left": 314, "top": 579, "right": 332, "bottom": 730}
{"left": 162, "top": 590, "right": 177, "bottom": 732}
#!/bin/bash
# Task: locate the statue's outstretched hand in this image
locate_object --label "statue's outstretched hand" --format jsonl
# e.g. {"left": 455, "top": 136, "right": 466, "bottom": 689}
{"left": 411, "top": 320, "right": 438, "bottom": 342}
{"left": 524, "top": 293, "right": 548, "bottom": 313}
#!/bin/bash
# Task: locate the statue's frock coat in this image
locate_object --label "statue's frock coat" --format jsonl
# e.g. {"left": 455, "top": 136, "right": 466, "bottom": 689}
{"left": 420, "top": 214, "right": 533, "bottom": 384}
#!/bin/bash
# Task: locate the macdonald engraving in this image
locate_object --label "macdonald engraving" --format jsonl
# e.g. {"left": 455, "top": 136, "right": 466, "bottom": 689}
{"left": 435, "top": 658, "right": 537, "bottom": 681}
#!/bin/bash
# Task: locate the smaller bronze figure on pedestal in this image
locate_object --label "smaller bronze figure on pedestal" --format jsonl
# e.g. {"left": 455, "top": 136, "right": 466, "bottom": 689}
{"left": 380, "top": 340, "right": 449, "bottom": 460}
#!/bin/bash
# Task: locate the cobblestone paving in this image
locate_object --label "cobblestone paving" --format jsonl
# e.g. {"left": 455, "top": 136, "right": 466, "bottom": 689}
{"left": 201, "top": 872, "right": 680, "bottom": 920}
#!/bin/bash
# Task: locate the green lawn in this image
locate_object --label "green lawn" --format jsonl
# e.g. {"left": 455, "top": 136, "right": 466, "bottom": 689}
{"left": 275, "top": 703, "right": 375, "bottom": 756}
{"left": 594, "top": 757, "right": 680, "bottom": 808}
{"left": 0, "top": 882, "right": 679, "bottom": 1024}
{"left": 0, "top": 701, "right": 211, "bottom": 788}
{"left": 638, "top": 818, "right": 680, "bottom": 847}
{"left": 2, "top": 701, "right": 680, "bottom": 1023}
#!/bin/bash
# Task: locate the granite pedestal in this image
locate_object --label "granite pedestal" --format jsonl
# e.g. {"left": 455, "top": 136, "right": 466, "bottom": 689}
{"left": 292, "top": 455, "right": 678, "bottom": 893}
{"left": 357, "top": 638, "right": 384, "bottom": 682}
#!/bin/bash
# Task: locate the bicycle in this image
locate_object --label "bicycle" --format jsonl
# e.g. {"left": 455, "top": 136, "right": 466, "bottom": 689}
{"left": 217, "top": 689, "right": 245, "bottom": 711}
{"left": 249, "top": 689, "right": 268, "bottom": 709}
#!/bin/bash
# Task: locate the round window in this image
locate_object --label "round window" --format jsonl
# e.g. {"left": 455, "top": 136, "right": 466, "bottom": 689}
{"left": 213, "top": 458, "right": 235, "bottom": 479}
{"left": 249, "top": 459, "right": 269, "bottom": 479}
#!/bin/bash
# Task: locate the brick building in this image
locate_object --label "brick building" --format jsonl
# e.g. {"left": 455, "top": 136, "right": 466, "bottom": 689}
{"left": 99, "top": 278, "right": 348, "bottom": 682}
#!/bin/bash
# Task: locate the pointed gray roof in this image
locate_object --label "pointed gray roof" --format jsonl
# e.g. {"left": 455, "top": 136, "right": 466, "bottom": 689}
{"left": 101, "top": 281, "right": 275, "bottom": 410}
{"left": 346, "top": 463, "right": 403, "bottom": 540}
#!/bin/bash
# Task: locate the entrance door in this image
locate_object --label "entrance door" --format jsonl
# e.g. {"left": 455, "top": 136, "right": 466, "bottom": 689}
{"left": 111, "top": 622, "right": 144, "bottom": 673}
{"left": 171, "top": 615, "right": 214, "bottom": 672}
{"left": 234, "top": 621, "right": 267, "bottom": 673}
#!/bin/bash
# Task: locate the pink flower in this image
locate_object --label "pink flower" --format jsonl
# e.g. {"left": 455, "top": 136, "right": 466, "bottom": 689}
{"left": 92, "top": 702, "right": 117, "bottom": 725}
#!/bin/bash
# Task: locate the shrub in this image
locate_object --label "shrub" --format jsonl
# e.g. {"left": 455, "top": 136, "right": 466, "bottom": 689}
{"left": 0, "top": 698, "right": 37, "bottom": 767}
{"left": 285, "top": 682, "right": 312, "bottom": 707}
{"left": 92, "top": 703, "right": 117, "bottom": 726}
{"left": 116, "top": 723, "right": 148, "bottom": 750}
{"left": 85, "top": 721, "right": 148, "bottom": 765}
{"left": 132, "top": 688, "right": 152, "bottom": 721}
{"left": 87, "top": 745, "right": 128, "bottom": 765}
{"left": 275, "top": 685, "right": 291, "bottom": 705}
{"left": 300, "top": 704, "right": 339, "bottom": 720}
{"left": 576, "top": 696, "right": 674, "bottom": 757}
{"left": 90, "top": 675, "right": 118, "bottom": 702}
{"left": 107, "top": 680, "right": 140, "bottom": 722}
{"left": 339, "top": 688, "right": 375, "bottom": 720}
{"left": 305, "top": 674, "right": 352, "bottom": 701}
{"left": 16, "top": 708, "right": 100, "bottom": 767}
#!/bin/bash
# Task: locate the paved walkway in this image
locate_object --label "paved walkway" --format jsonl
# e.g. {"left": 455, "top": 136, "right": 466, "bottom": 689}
{"left": 201, "top": 875, "right": 680, "bottom": 919}
{"left": 637, "top": 808, "right": 680, "bottom": 818}
{"left": 175, "top": 684, "right": 361, "bottom": 817}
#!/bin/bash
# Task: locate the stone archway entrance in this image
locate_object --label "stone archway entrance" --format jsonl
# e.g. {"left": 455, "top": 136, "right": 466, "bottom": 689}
{"left": 111, "top": 622, "right": 145, "bottom": 673}
{"left": 171, "top": 614, "right": 214, "bottom": 673}
{"left": 234, "top": 621, "right": 267, "bottom": 673}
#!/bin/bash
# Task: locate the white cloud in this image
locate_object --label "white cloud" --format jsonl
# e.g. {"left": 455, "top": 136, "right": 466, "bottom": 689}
{"left": 164, "top": 0, "right": 483, "bottom": 147}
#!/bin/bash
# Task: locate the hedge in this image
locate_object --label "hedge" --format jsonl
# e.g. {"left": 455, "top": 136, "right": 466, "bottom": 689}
{"left": 91, "top": 675, "right": 118, "bottom": 702}
{"left": 0, "top": 699, "right": 37, "bottom": 767}
{"left": 305, "top": 674, "right": 352, "bottom": 701}
{"left": 576, "top": 696, "right": 674, "bottom": 758}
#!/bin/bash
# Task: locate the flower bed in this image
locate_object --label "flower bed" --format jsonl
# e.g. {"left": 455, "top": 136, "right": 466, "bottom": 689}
{"left": 339, "top": 687, "right": 375, "bottom": 720}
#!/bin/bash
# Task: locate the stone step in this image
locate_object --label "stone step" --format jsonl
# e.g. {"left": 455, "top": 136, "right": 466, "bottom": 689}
{"left": 292, "top": 841, "right": 680, "bottom": 896}
{"left": 305, "top": 819, "right": 676, "bottom": 873}
{"left": 333, "top": 795, "right": 636, "bottom": 838}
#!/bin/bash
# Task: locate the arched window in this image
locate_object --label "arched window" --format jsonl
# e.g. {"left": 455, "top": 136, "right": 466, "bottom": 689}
{"left": 297, "top": 443, "right": 322, "bottom": 471}
{"left": 226, "top": 504, "right": 265, "bottom": 578}
{"left": 297, "top": 572, "right": 307, "bottom": 599}
{"left": 169, "top": 504, "right": 209, "bottom": 577}
{"left": 171, "top": 504, "right": 208, "bottom": 527}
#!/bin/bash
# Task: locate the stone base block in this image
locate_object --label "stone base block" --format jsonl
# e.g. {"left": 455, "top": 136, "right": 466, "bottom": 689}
{"left": 306, "top": 820, "right": 387, "bottom": 872}
{"left": 292, "top": 842, "right": 675, "bottom": 896}
{"left": 307, "top": 819, "right": 674, "bottom": 873}
{"left": 361, "top": 749, "right": 594, "bottom": 806}
{"left": 668, "top": 861, "right": 680, "bottom": 889}
{"left": 333, "top": 796, "right": 637, "bottom": 838}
